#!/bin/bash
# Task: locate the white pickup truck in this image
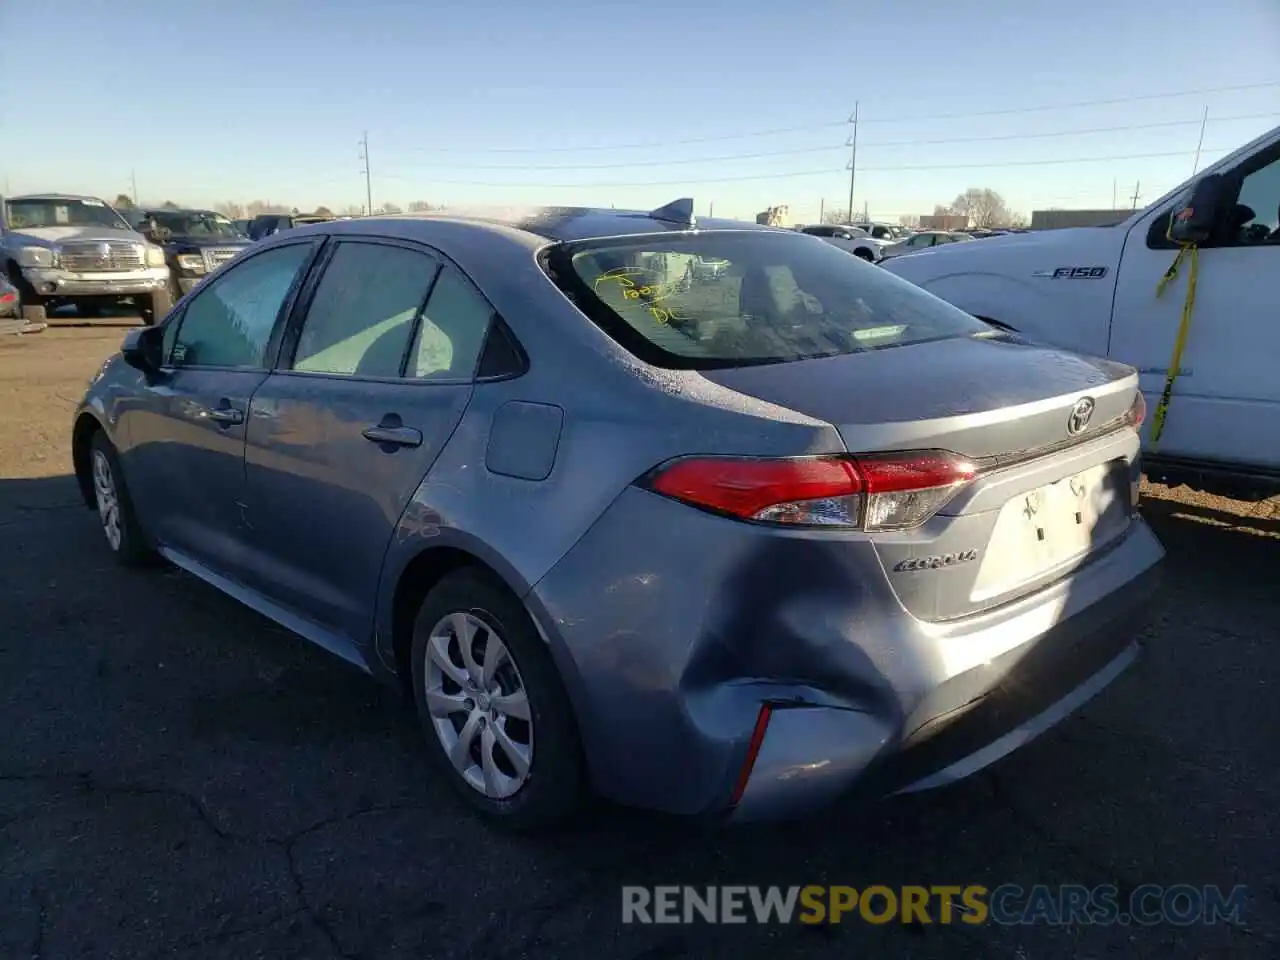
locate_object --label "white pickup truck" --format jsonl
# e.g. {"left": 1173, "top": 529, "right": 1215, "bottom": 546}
{"left": 884, "top": 124, "right": 1280, "bottom": 500}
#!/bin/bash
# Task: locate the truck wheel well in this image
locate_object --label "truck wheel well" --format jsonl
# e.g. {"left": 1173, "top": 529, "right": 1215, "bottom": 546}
{"left": 391, "top": 546, "right": 507, "bottom": 698}
{"left": 71, "top": 414, "right": 102, "bottom": 508}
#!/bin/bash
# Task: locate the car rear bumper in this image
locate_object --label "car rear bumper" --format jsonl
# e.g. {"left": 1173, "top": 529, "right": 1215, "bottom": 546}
{"left": 528, "top": 485, "right": 1165, "bottom": 821}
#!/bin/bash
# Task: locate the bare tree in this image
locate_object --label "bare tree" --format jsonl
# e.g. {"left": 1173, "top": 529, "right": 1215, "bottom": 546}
{"left": 160, "top": 200, "right": 180, "bottom": 210}
{"left": 820, "top": 209, "right": 852, "bottom": 225}
{"left": 407, "top": 200, "right": 440, "bottom": 213}
{"left": 313, "top": 206, "right": 334, "bottom": 217}
{"left": 342, "top": 205, "right": 364, "bottom": 217}
{"left": 932, "top": 204, "right": 954, "bottom": 217}
{"left": 244, "top": 200, "right": 289, "bottom": 217}
{"left": 949, "top": 188, "right": 1012, "bottom": 229}
{"left": 114, "top": 194, "right": 135, "bottom": 209}
{"left": 213, "top": 201, "right": 245, "bottom": 218}
{"left": 377, "top": 202, "right": 403, "bottom": 215}
{"left": 898, "top": 214, "right": 921, "bottom": 228}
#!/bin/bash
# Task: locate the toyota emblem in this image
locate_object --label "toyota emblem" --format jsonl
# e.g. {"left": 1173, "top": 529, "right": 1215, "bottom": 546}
{"left": 1067, "top": 397, "right": 1095, "bottom": 436}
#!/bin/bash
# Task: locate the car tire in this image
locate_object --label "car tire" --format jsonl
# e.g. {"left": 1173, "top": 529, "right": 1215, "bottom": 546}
{"left": 88, "top": 432, "right": 154, "bottom": 566}
{"left": 410, "top": 568, "right": 586, "bottom": 830}
{"left": 138, "top": 289, "right": 173, "bottom": 327}
{"left": 854, "top": 249, "right": 875, "bottom": 261}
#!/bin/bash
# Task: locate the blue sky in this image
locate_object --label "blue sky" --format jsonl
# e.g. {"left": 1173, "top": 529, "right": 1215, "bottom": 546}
{"left": 2, "top": 0, "right": 1278, "bottom": 222}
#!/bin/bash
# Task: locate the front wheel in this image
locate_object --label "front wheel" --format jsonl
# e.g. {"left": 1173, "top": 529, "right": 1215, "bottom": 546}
{"left": 410, "top": 569, "right": 586, "bottom": 830}
{"left": 854, "top": 248, "right": 875, "bottom": 262}
{"left": 137, "top": 288, "right": 173, "bottom": 327}
{"left": 89, "top": 432, "right": 154, "bottom": 566}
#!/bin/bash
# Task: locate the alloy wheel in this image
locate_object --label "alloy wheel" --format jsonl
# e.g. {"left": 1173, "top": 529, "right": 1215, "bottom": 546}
{"left": 92, "top": 449, "right": 122, "bottom": 551}
{"left": 423, "top": 611, "right": 533, "bottom": 799}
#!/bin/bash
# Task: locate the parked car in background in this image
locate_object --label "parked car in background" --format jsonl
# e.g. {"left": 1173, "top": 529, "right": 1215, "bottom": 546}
{"left": 1, "top": 274, "right": 23, "bottom": 333}
{"left": 796, "top": 223, "right": 885, "bottom": 261}
{"left": 133, "top": 208, "right": 251, "bottom": 302}
{"left": 852, "top": 221, "right": 913, "bottom": 243}
{"left": 247, "top": 213, "right": 336, "bottom": 241}
{"left": 884, "top": 122, "right": 1280, "bottom": 500}
{"left": 74, "top": 199, "right": 1163, "bottom": 829}
{"left": 879, "top": 230, "right": 974, "bottom": 260}
{"left": 232, "top": 219, "right": 252, "bottom": 235}
{"left": 1, "top": 193, "right": 172, "bottom": 324}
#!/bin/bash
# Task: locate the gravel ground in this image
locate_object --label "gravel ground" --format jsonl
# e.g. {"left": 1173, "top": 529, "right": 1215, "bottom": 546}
{"left": 1, "top": 328, "right": 1277, "bottom": 959}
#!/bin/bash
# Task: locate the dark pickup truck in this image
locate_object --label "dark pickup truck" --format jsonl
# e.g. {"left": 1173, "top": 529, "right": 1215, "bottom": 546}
{"left": 133, "top": 209, "right": 251, "bottom": 302}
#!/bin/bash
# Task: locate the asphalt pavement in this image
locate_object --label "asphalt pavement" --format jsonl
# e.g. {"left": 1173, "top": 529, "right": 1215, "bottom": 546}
{"left": 1, "top": 330, "right": 1277, "bottom": 959}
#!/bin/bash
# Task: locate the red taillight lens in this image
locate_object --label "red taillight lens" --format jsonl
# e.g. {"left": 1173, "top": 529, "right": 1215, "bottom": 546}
{"left": 1125, "top": 392, "right": 1147, "bottom": 429}
{"left": 644, "top": 450, "right": 975, "bottom": 531}
{"left": 0, "top": 293, "right": 15, "bottom": 304}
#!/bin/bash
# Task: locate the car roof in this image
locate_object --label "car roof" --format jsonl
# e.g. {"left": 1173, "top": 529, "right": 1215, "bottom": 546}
{"left": 315, "top": 202, "right": 786, "bottom": 245}
{"left": 142, "top": 208, "right": 218, "bottom": 216}
{"left": 6, "top": 193, "right": 108, "bottom": 202}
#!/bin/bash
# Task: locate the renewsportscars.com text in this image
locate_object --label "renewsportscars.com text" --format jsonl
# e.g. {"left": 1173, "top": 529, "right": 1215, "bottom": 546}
{"left": 621, "top": 884, "right": 1248, "bottom": 927}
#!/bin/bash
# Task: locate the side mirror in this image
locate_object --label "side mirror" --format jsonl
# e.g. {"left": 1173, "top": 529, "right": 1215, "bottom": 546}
{"left": 1168, "top": 174, "right": 1228, "bottom": 245}
{"left": 121, "top": 326, "right": 163, "bottom": 374}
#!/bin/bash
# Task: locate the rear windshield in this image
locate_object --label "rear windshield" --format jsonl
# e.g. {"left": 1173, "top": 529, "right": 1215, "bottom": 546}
{"left": 547, "top": 230, "right": 989, "bottom": 369}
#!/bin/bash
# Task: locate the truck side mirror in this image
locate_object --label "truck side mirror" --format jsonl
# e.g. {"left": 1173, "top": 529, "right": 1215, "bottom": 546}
{"left": 1168, "top": 174, "right": 1228, "bottom": 245}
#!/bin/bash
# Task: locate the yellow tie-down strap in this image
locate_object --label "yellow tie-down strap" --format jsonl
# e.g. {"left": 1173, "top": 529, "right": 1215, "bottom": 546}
{"left": 1149, "top": 243, "right": 1200, "bottom": 449}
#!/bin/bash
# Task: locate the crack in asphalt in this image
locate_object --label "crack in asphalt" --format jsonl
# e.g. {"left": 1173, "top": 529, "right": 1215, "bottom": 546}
{"left": 1, "top": 770, "right": 438, "bottom": 958}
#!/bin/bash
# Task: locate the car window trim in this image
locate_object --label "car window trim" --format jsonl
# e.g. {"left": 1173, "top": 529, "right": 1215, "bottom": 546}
{"left": 274, "top": 233, "right": 514, "bottom": 386}
{"left": 160, "top": 237, "right": 325, "bottom": 373}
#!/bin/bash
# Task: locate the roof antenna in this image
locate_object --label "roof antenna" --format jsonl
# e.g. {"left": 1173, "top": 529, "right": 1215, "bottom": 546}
{"left": 648, "top": 197, "right": 696, "bottom": 227}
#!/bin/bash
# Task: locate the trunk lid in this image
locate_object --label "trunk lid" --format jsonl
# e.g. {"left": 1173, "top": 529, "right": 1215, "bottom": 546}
{"left": 699, "top": 334, "right": 1141, "bottom": 621}
{"left": 698, "top": 333, "right": 1138, "bottom": 463}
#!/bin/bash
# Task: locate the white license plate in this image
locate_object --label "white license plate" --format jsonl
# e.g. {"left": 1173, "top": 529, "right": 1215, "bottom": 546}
{"left": 971, "top": 463, "right": 1125, "bottom": 599}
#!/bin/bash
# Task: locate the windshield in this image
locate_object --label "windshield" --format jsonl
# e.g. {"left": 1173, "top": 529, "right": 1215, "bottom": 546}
{"left": 5, "top": 197, "right": 131, "bottom": 231}
{"left": 147, "top": 212, "right": 244, "bottom": 238}
{"left": 550, "top": 230, "right": 990, "bottom": 369}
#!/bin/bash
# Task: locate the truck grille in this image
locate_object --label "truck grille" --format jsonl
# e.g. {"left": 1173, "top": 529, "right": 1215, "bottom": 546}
{"left": 60, "top": 241, "right": 144, "bottom": 273}
{"left": 202, "top": 247, "right": 242, "bottom": 272}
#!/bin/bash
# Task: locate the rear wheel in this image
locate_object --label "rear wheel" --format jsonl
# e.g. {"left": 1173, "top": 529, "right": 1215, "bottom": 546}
{"left": 410, "top": 569, "right": 585, "bottom": 829}
{"left": 89, "top": 432, "right": 154, "bottom": 566}
{"left": 854, "top": 248, "right": 875, "bottom": 262}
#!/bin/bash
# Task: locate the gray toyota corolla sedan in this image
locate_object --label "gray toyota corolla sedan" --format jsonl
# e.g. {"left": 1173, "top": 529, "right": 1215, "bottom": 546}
{"left": 72, "top": 200, "right": 1164, "bottom": 828}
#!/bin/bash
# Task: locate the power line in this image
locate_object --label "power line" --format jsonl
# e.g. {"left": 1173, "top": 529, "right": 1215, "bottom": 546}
{"left": 387, "top": 80, "right": 1280, "bottom": 155}
{"left": 378, "top": 147, "right": 1231, "bottom": 190}
{"left": 373, "top": 111, "right": 1280, "bottom": 174}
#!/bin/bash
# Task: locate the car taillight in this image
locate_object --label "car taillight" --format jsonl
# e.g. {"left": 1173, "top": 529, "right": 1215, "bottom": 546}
{"left": 643, "top": 450, "right": 976, "bottom": 531}
{"left": 1124, "top": 392, "right": 1147, "bottom": 429}
{"left": 0, "top": 293, "right": 14, "bottom": 304}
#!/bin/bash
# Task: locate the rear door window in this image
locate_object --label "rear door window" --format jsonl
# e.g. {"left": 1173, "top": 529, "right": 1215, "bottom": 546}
{"left": 290, "top": 241, "right": 439, "bottom": 378}
{"left": 550, "top": 230, "right": 989, "bottom": 369}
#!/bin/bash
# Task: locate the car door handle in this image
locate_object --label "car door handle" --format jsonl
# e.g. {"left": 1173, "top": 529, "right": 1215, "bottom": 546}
{"left": 209, "top": 407, "right": 244, "bottom": 425}
{"left": 362, "top": 425, "right": 423, "bottom": 448}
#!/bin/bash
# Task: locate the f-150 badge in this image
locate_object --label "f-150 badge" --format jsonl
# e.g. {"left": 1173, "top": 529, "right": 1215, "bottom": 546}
{"left": 1032, "top": 266, "right": 1109, "bottom": 279}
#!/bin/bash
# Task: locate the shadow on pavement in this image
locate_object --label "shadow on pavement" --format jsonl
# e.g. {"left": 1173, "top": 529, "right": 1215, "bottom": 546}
{"left": 0, "top": 473, "right": 1275, "bottom": 959}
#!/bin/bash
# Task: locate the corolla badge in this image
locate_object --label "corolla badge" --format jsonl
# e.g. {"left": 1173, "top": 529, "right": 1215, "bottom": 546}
{"left": 893, "top": 549, "right": 978, "bottom": 572}
{"left": 1067, "top": 397, "right": 1095, "bottom": 436}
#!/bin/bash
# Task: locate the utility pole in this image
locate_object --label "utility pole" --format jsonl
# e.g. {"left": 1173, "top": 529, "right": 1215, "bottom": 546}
{"left": 846, "top": 101, "right": 859, "bottom": 224}
{"left": 863, "top": 200, "right": 868, "bottom": 223}
{"left": 359, "top": 132, "right": 372, "bottom": 215}
{"left": 1191, "top": 104, "right": 1209, "bottom": 175}
{"left": 1130, "top": 181, "right": 1142, "bottom": 211}
{"left": 819, "top": 198, "right": 824, "bottom": 223}
{"left": 131, "top": 169, "right": 138, "bottom": 204}
{"left": 709, "top": 201, "right": 714, "bottom": 217}
{"left": 1112, "top": 178, "right": 1117, "bottom": 209}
